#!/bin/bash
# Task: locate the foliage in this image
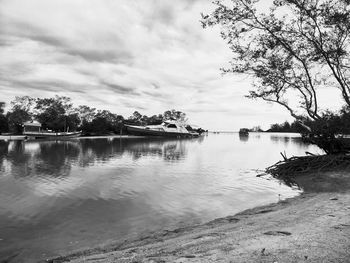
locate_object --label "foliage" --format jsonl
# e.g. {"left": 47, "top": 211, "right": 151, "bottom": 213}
{"left": 76, "top": 105, "right": 96, "bottom": 123}
{"left": 267, "top": 120, "right": 304, "bottom": 132}
{"left": 0, "top": 102, "right": 9, "bottom": 133}
{"left": 6, "top": 97, "right": 33, "bottom": 134}
{"left": 0, "top": 102, "right": 5, "bottom": 115}
{"left": 163, "top": 109, "right": 187, "bottom": 122}
{"left": 4, "top": 96, "right": 196, "bottom": 136}
{"left": 126, "top": 110, "right": 186, "bottom": 126}
{"left": 87, "top": 110, "right": 124, "bottom": 134}
{"left": 249, "top": 126, "right": 264, "bottom": 132}
{"left": 202, "top": 0, "right": 350, "bottom": 154}
{"left": 35, "top": 96, "right": 79, "bottom": 131}
{"left": 0, "top": 115, "right": 8, "bottom": 134}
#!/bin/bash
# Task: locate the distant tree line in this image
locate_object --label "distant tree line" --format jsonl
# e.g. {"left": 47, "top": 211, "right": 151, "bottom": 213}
{"left": 0, "top": 96, "right": 200, "bottom": 135}
{"left": 266, "top": 121, "right": 304, "bottom": 133}
{"left": 266, "top": 108, "right": 350, "bottom": 137}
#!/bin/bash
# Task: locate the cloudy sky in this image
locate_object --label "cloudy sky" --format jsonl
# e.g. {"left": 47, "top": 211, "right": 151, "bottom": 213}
{"left": 0, "top": 0, "right": 298, "bottom": 131}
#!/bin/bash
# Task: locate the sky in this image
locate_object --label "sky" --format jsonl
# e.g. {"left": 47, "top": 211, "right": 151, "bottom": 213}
{"left": 0, "top": 0, "right": 302, "bottom": 131}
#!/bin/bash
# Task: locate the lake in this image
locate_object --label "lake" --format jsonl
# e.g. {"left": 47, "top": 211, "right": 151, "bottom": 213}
{"left": 0, "top": 133, "right": 322, "bottom": 262}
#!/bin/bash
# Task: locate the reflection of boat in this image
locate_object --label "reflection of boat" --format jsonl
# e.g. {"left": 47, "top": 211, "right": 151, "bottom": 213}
{"left": 239, "top": 128, "right": 249, "bottom": 135}
{"left": 125, "top": 121, "right": 199, "bottom": 138}
{"left": 23, "top": 121, "right": 81, "bottom": 139}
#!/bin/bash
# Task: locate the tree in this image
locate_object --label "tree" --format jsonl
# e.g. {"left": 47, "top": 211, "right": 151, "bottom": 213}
{"left": 35, "top": 96, "right": 77, "bottom": 131}
{"left": 0, "top": 102, "right": 5, "bottom": 115}
{"left": 88, "top": 110, "right": 123, "bottom": 134}
{"left": 0, "top": 102, "right": 9, "bottom": 133}
{"left": 10, "top": 96, "right": 35, "bottom": 115}
{"left": 6, "top": 97, "right": 34, "bottom": 133}
{"left": 202, "top": 0, "right": 350, "bottom": 153}
{"left": 163, "top": 109, "right": 187, "bottom": 122}
{"left": 76, "top": 105, "right": 96, "bottom": 123}
{"left": 147, "top": 114, "right": 164, "bottom": 125}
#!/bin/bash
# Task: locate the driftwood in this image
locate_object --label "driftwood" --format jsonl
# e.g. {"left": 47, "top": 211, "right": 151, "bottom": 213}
{"left": 265, "top": 153, "right": 350, "bottom": 179}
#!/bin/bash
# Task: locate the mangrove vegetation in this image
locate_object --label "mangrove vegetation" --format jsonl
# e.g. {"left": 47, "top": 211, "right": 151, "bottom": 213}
{"left": 203, "top": 0, "right": 350, "bottom": 155}
{"left": 0, "top": 96, "right": 202, "bottom": 135}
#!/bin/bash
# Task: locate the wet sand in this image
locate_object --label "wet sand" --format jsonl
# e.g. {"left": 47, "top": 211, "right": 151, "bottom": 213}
{"left": 48, "top": 170, "right": 350, "bottom": 263}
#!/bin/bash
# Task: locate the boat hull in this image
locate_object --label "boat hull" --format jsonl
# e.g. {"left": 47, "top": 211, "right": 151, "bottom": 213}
{"left": 23, "top": 131, "right": 82, "bottom": 140}
{"left": 126, "top": 125, "right": 198, "bottom": 138}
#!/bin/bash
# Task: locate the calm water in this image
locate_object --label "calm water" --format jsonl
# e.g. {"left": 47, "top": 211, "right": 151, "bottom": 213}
{"left": 0, "top": 133, "right": 322, "bottom": 262}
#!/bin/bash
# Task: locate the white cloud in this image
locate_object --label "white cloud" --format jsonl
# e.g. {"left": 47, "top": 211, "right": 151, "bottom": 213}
{"left": 0, "top": 0, "right": 296, "bottom": 130}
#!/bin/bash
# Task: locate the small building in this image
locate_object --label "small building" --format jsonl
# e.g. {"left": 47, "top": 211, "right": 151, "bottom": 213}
{"left": 23, "top": 121, "right": 42, "bottom": 133}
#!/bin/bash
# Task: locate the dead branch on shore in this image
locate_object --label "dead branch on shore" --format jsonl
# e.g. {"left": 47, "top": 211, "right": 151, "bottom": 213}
{"left": 265, "top": 154, "right": 350, "bottom": 179}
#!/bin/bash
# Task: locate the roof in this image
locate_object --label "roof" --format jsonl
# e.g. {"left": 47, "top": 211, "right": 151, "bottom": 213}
{"left": 23, "top": 121, "right": 42, "bottom": 127}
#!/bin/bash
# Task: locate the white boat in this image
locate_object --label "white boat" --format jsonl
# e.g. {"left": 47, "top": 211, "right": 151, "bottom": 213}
{"left": 125, "top": 121, "right": 199, "bottom": 138}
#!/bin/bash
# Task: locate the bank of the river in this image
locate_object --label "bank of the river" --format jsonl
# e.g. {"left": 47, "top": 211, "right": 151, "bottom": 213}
{"left": 47, "top": 169, "right": 350, "bottom": 263}
{"left": 0, "top": 135, "right": 145, "bottom": 141}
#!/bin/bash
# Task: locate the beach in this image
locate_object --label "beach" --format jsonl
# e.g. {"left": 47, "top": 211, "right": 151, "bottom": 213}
{"left": 48, "top": 169, "right": 350, "bottom": 263}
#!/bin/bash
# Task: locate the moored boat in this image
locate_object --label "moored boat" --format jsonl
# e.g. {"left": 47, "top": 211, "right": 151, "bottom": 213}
{"left": 125, "top": 121, "right": 199, "bottom": 138}
{"left": 239, "top": 128, "right": 249, "bottom": 135}
{"left": 23, "top": 121, "right": 81, "bottom": 139}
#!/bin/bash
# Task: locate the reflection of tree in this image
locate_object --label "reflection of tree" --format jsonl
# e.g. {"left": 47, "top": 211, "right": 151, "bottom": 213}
{"left": 270, "top": 136, "right": 290, "bottom": 145}
{"left": 239, "top": 133, "right": 249, "bottom": 142}
{"left": 290, "top": 137, "right": 307, "bottom": 147}
{"left": 1, "top": 137, "right": 196, "bottom": 179}
{"left": 0, "top": 140, "right": 9, "bottom": 172}
{"left": 78, "top": 138, "right": 127, "bottom": 166}
{"left": 34, "top": 141, "right": 80, "bottom": 177}
{"left": 124, "top": 138, "right": 189, "bottom": 162}
{"left": 5, "top": 141, "right": 80, "bottom": 178}
{"left": 5, "top": 141, "right": 33, "bottom": 177}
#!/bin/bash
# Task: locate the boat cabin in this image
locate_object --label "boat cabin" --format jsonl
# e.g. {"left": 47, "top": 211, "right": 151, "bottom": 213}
{"left": 164, "top": 122, "right": 177, "bottom": 128}
{"left": 23, "top": 121, "right": 42, "bottom": 133}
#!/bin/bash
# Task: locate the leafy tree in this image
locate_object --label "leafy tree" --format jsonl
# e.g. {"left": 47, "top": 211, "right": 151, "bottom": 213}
{"left": 202, "top": 0, "right": 350, "bottom": 153}
{"left": 6, "top": 97, "right": 34, "bottom": 133}
{"left": 163, "top": 109, "right": 187, "bottom": 122}
{"left": 2, "top": 95, "right": 197, "bottom": 136}
{"left": 35, "top": 96, "right": 76, "bottom": 131}
{"left": 76, "top": 105, "right": 96, "bottom": 123}
{"left": 87, "top": 110, "right": 124, "bottom": 134}
{"left": 0, "top": 102, "right": 9, "bottom": 133}
{"left": 10, "top": 96, "right": 35, "bottom": 115}
{"left": 267, "top": 120, "right": 303, "bottom": 132}
{"left": 147, "top": 114, "right": 164, "bottom": 125}
{"left": 76, "top": 105, "right": 97, "bottom": 133}
{"left": 0, "top": 102, "right": 5, "bottom": 115}
{"left": 127, "top": 111, "right": 142, "bottom": 123}
{"left": 6, "top": 109, "right": 31, "bottom": 133}
{"left": 132, "top": 111, "right": 142, "bottom": 120}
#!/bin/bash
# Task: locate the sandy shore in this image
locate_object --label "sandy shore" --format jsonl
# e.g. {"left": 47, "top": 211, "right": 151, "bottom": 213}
{"left": 48, "top": 170, "right": 350, "bottom": 263}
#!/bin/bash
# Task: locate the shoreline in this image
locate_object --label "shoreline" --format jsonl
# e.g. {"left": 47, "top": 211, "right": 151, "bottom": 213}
{"left": 0, "top": 135, "right": 147, "bottom": 141}
{"left": 48, "top": 170, "right": 350, "bottom": 263}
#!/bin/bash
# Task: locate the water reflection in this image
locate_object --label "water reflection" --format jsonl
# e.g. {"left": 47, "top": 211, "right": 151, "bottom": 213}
{"left": 239, "top": 133, "right": 249, "bottom": 142}
{"left": 0, "top": 138, "right": 198, "bottom": 179}
{"left": 0, "top": 134, "right": 321, "bottom": 262}
{"left": 270, "top": 135, "right": 291, "bottom": 145}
